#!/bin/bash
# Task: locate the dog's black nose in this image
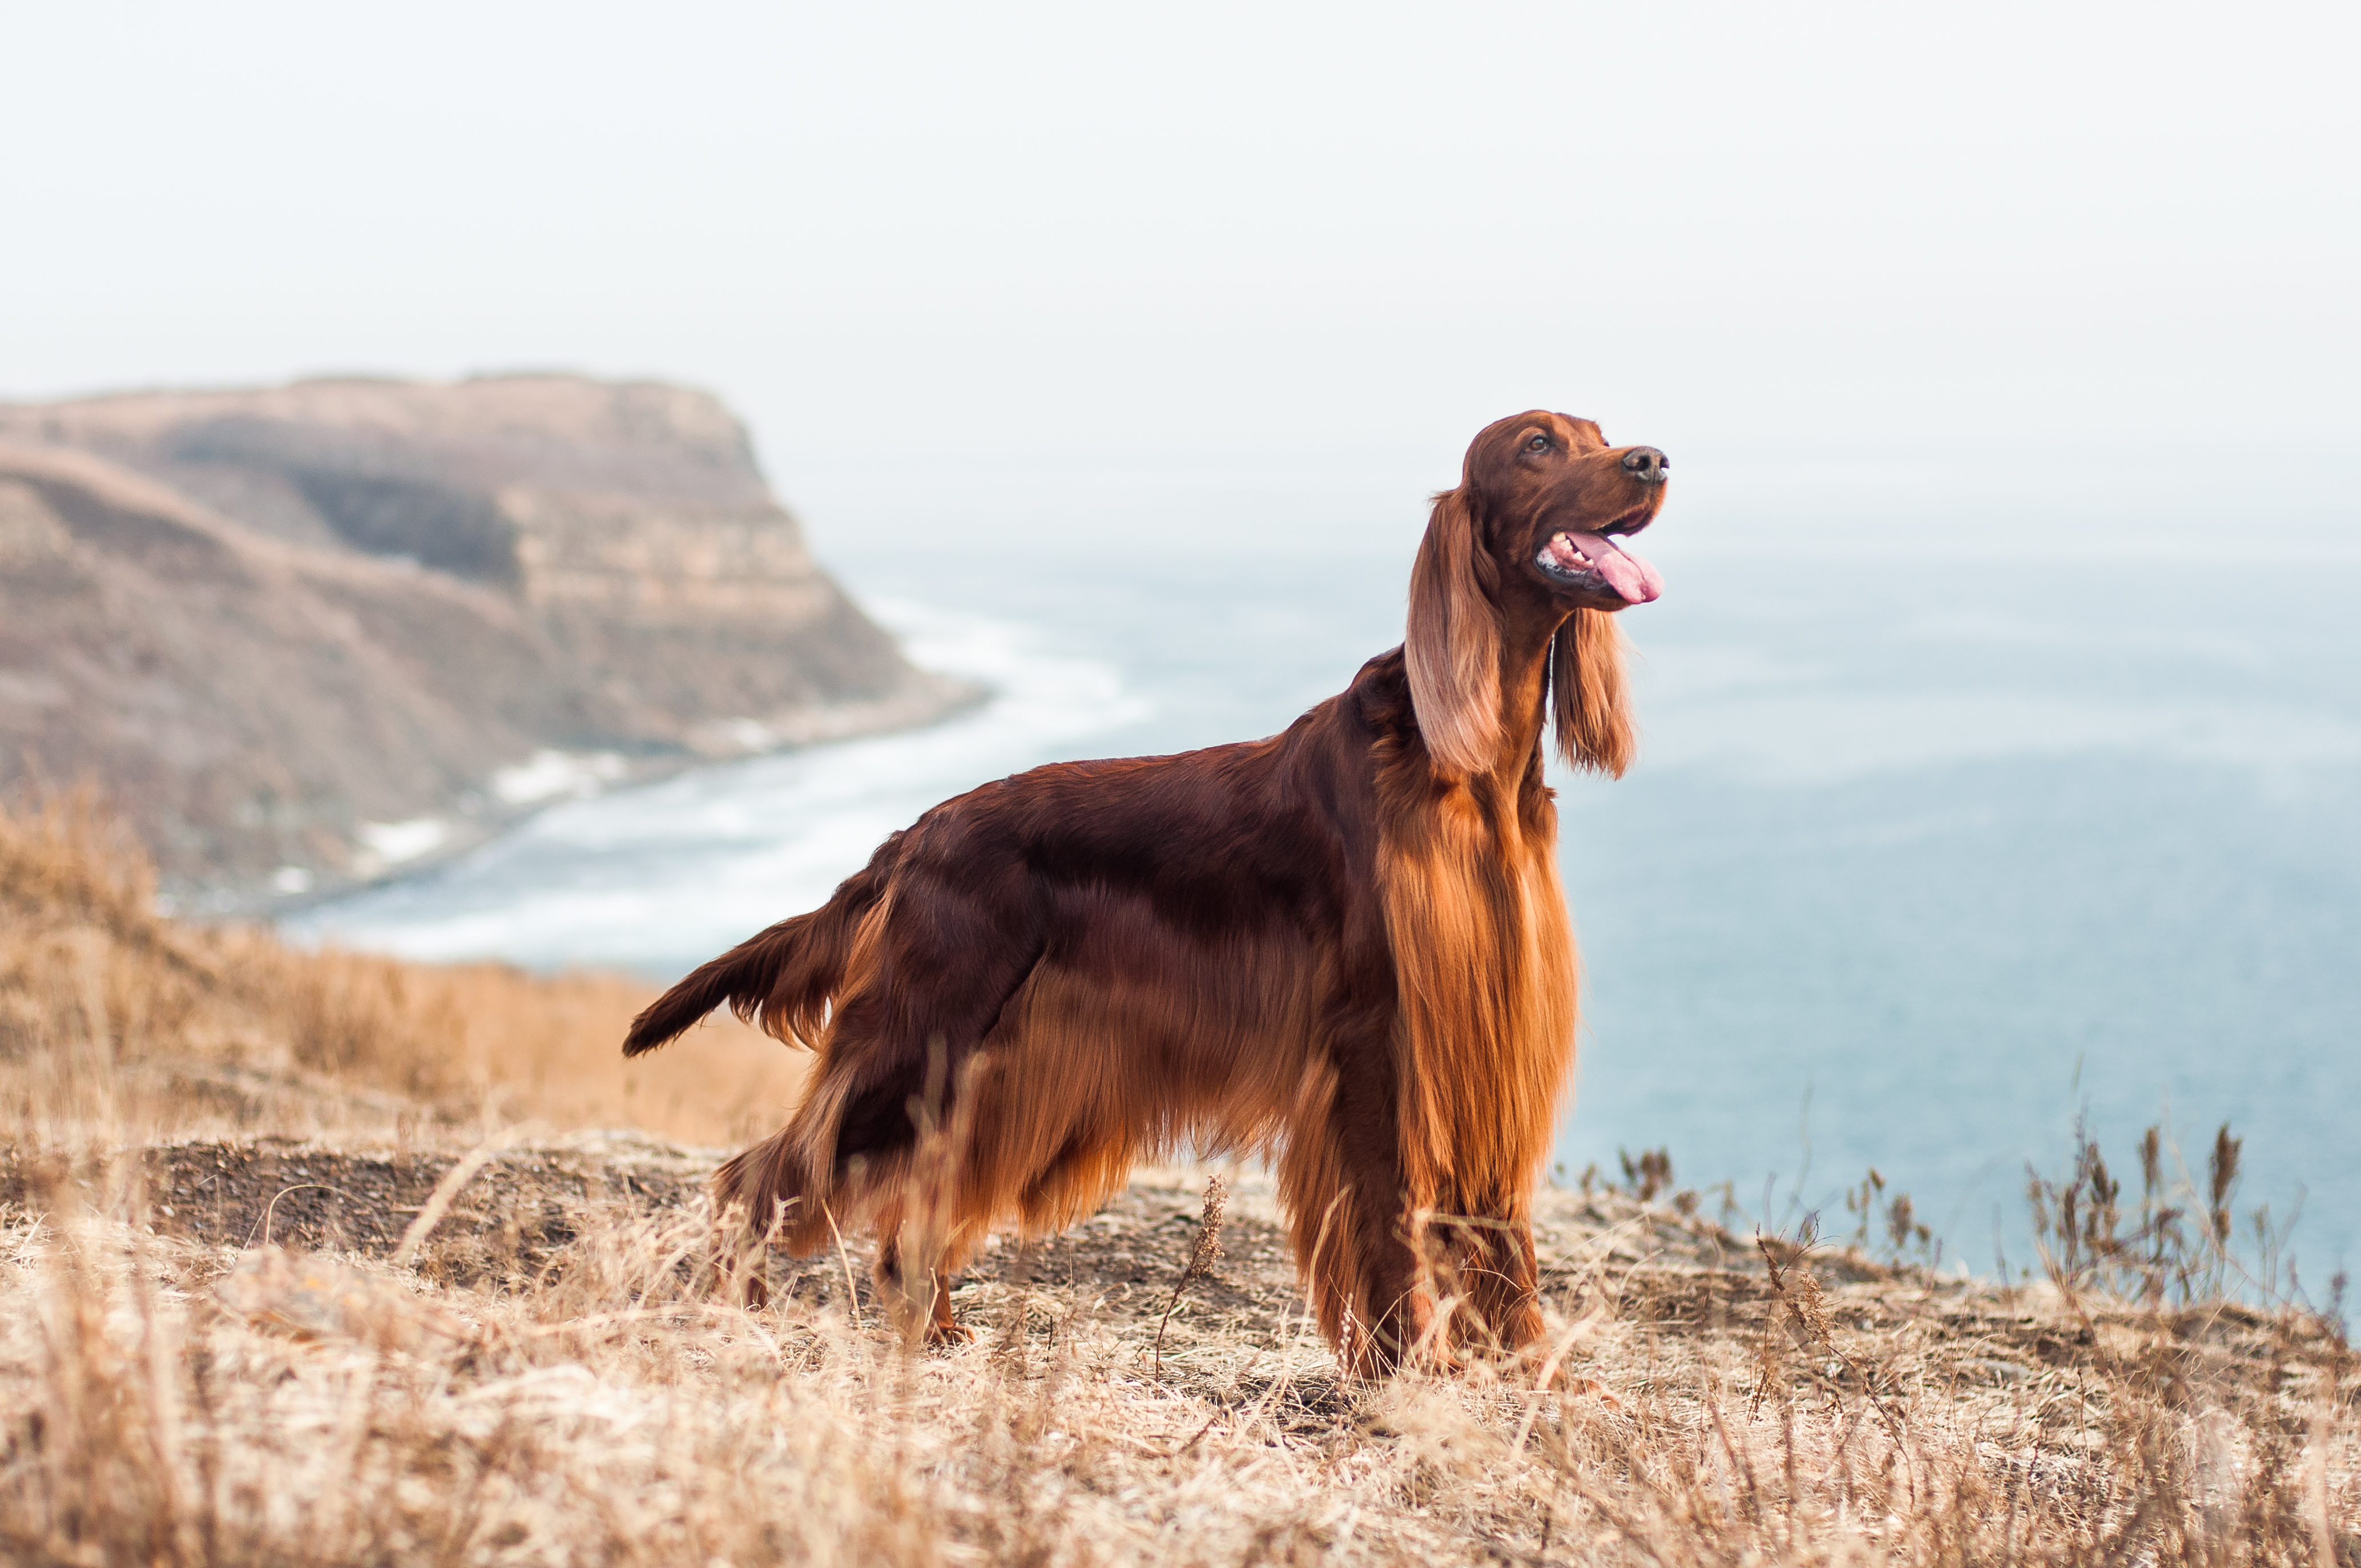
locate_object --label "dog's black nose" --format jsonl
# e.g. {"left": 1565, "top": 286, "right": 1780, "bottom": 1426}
{"left": 1621, "top": 447, "right": 1669, "bottom": 482}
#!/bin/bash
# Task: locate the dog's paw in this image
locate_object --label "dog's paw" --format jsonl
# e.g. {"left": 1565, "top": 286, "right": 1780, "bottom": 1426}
{"left": 925, "top": 1316, "right": 978, "bottom": 1349}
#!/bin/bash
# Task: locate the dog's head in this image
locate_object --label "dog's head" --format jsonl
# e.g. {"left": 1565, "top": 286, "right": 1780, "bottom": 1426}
{"left": 1408, "top": 411, "right": 1669, "bottom": 780}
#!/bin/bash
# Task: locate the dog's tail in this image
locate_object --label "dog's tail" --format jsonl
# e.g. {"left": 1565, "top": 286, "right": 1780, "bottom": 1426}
{"left": 621, "top": 857, "right": 892, "bottom": 1058}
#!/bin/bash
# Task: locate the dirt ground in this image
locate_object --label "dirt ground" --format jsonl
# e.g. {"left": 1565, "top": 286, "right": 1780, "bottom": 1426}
{"left": 10, "top": 1134, "right": 2333, "bottom": 1419}
{"left": 6, "top": 1133, "right": 2356, "bottom": 1565}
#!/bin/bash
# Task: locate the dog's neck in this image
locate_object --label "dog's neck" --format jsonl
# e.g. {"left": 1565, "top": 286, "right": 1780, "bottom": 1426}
{"left": 1475, "top": 598, "right": 1572, "bottom": 784}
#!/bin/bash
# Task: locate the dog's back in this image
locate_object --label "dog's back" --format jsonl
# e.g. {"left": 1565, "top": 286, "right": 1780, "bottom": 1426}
{"left": 627, "top": 663, "right": 1401, "bottom": 1259}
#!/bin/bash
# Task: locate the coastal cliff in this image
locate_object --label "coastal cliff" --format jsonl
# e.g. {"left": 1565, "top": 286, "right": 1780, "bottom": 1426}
{"left": 0, "top": 375, "right": 970, "bottom": 906}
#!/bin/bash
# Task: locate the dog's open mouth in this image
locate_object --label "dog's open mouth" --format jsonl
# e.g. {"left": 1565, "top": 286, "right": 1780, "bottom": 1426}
{"left": 1536, "top": 521, "right": 1663, "bottom": 603}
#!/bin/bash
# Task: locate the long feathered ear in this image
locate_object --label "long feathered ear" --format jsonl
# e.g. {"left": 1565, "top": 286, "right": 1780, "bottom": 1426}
{"left": 1551, "top": 608, "right": 1636, "bottom": 777}
{"left": 1405, "top": 486, "right": 1501, "bottom": 778}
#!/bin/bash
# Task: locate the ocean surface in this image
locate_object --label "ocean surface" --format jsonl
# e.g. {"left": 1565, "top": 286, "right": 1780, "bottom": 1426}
{"left": 292, "top": 517, "right": 2361, "bottom": 1287}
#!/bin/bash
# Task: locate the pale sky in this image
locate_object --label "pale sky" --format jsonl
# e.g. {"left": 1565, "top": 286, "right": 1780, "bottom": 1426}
{"left": 5, "top": 2, "right": 2355, "bottom": 554}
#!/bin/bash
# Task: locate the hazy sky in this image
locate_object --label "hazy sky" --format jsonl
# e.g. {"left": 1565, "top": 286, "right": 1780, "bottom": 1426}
{"left": 6, "top": 2, "right": 2355, "bottom": 551}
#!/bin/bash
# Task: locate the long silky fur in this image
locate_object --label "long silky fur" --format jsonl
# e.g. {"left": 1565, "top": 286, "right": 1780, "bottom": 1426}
{"left": 1404, "top": 487, "right": 1500, "bottom": 780}
{"left": 629, "top": 410, "right": 1659, "bottom": 1373}
{"left": 1552, "top": 609, "right": 1635, "bottom": 776}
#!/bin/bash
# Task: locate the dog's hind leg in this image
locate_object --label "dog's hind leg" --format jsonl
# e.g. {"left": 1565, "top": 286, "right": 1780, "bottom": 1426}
{"left": 801, "top": 852, "right": 1051, "bottom": 1190}
{"left": 875, "top": 1217, "right": 972, "bottom": 1348}
{"left": 711, "top": 1125, "right": 822, "bottom": 1307}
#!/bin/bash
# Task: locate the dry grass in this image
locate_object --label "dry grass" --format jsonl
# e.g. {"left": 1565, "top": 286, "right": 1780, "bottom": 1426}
{"left": 2, "top": 796, "right": 2356, "bottom": 1565}
{"left": 0, "top": 791, "right": 804, "bottom": 1146}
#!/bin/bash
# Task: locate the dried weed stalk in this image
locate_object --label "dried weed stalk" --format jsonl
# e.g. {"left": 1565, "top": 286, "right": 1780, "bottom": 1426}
{"left": 1153, "top": 1172, "right": 1227, "bottom": 1374}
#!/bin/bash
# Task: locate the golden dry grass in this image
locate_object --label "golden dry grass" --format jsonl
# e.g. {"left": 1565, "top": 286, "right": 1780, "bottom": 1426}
{"left": 2, "top": 796, "right": 2355, "bottom": 1565}
{"left": 0, "top": 791, "right": 804, "bottom": 1146}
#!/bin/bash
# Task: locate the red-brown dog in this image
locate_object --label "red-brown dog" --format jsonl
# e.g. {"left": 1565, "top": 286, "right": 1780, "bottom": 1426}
{"left": 625, "top": 411, "right": 1667, "bottom": 1372}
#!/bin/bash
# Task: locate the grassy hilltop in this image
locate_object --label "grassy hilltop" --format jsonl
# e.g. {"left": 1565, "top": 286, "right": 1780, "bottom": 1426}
{"left": 1, "top": 797, "right": 2354, "bottom": 1565}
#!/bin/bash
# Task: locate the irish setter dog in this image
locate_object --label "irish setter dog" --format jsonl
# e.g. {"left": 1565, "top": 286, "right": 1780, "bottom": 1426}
{"left": 623, "top": 410, "right": 1668, "bottom": 1373}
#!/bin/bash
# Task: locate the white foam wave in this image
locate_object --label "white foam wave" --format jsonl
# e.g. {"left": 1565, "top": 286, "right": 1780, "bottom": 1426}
{"left": 288, "top": 598, "right": 1150, "bottom": 974}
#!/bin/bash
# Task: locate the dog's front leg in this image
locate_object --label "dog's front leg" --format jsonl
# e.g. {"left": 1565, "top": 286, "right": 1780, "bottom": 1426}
{"left": 1290, "top": 1065, "right": 1451, "bottom": 1376}
{"left": 1451, "top": 1202, "right": 1544, "bottom": 1357}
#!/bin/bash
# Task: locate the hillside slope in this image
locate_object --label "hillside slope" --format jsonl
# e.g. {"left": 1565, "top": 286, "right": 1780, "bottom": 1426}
{"left": 0, "top": 376, "right": 968, "bottom": 905}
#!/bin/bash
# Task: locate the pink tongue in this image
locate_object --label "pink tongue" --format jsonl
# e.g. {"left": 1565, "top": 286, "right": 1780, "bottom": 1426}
{"left": 1580, "top": 533, "right": 1664, "bottom": 603}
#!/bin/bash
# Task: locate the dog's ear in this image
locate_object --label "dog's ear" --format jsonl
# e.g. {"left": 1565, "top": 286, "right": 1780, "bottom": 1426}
{"left": 1405, "top": 486, "right": 1501, "bottom": 778}
{"left": 1551, "top": 608, "right": 1635, "bottom": 776}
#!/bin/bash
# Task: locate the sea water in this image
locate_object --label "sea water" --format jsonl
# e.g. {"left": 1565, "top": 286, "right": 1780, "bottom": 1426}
{"left": 292, "top": 525, "right": 2361, "bottom": 1285}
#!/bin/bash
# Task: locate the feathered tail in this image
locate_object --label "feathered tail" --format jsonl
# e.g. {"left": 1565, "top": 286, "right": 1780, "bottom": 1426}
{"left": 621, "top": 858, "right": 890, "bottom": 1058}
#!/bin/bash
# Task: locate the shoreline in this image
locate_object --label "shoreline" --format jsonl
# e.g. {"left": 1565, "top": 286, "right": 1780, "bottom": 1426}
{"left": 171, "top": 670, "right": 987, "bottom": 923}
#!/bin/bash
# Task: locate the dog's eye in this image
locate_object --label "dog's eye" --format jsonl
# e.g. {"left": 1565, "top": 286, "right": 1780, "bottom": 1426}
{"left": 1525, "top": 434, "right": 1549, "bottom": 453}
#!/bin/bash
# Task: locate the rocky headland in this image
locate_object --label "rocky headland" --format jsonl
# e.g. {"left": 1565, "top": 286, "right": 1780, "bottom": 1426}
{"left": 0, "top": 374, "right": 970, "bottom": 909}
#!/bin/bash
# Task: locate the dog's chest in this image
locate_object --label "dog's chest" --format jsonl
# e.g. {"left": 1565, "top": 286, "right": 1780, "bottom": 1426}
{"left": 1375, "top": 792, "right": 1578, "bottom": 1187}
